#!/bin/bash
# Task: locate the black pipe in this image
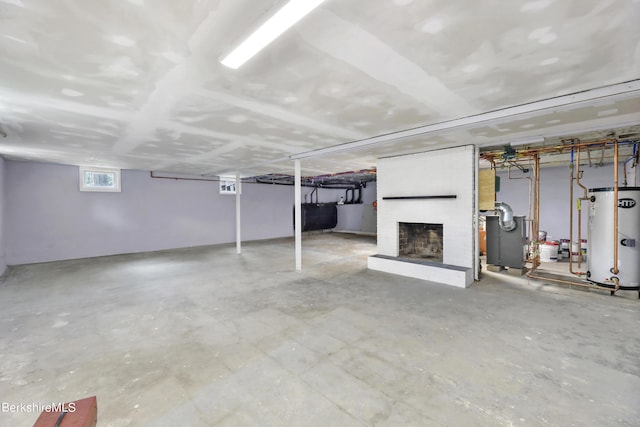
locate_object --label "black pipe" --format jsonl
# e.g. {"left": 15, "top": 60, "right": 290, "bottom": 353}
{"left": 355, "top": 186, "right": 363, "bottom": 204}
{"left": 309, "top": 187, "right": 319, "bottom": 203}
{"left": 345, "top": 188, "right": 354, "bottom": 204}
{"left": 254, "top": 178, "right": 362, "bottom": 189}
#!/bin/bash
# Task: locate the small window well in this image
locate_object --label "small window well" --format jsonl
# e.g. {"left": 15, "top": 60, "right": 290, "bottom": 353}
{"left": 219, "top": 176, "right": 240, "bottom": 195}
{"left": 79, "top": 166, "right": 121, "bottom": 192}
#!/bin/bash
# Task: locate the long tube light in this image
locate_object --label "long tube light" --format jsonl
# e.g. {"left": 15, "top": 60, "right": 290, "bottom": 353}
{"left": 221, "top": 0, "right": 327, "bottom": 69}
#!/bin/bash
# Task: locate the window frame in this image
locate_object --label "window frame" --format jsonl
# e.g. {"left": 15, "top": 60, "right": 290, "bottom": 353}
{"left": 79, "top": 166, "right": 121, "bottom": 192}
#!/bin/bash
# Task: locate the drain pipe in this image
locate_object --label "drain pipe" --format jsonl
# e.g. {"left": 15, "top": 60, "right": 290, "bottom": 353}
{"left": 569, "top": 147, "right": 586, "bottom": 276}
{"left": 494, "top": 202, "right": 516, "bottom": 231}
{"left": 573, "top": 146, "right": 591, "bottom": 273}
{"left": 612, "top": 140, "right": 620, "bottom": 275}
{"left": 569, "top": 147, "right": 577, "bottom": 273}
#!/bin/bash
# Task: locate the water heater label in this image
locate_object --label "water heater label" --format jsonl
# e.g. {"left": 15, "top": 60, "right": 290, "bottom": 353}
{"left": 618, "top": 198, "right": 636, "bottom": 208}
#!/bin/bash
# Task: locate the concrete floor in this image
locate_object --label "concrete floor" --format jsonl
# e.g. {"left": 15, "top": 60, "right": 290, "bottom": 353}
{"left": 1, "top": 233, "right": 638, "bottom": 426}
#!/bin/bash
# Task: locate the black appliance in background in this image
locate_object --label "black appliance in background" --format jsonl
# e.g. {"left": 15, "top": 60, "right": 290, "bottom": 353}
{"left": 293, "top": 203, "right": 338, "bottom": 232}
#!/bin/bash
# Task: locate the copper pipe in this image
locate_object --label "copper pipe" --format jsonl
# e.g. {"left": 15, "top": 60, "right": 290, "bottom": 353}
{"left": 481, "top": 138, "right": 620, "bottom": 161}
{"left": 527, "top": 271, "right": 594, "bottom": 288}
{"left": 611, "top": 277, "right": 620, "bottom": 293}
{"left": 527, "top": 271, "right": 618, "bottom": 292}
{"left": 575, "top": 153, "right": 589, "bottom": 197}
{"left": 568, "top": 149, "right": 586, "bottom": 276}
{"left": 481, "top": 154, "right": 624, "bottom": 169}
{"left": 612, "top": 140, "right": 620, "bottom": 275}
{"left": 569, "top": 149, "right": 574, "bottom": 271}
{"left": 576, "top": 147, "right": 582, "bottom": 269}
{"left": 530, "top": 153, "right": 541, "bottom": 272}
{"left": 521, "top": 138, "right": 616, "bottom": 154}
{"left": 574, "top": 146, "right": 590, "bottom": 270}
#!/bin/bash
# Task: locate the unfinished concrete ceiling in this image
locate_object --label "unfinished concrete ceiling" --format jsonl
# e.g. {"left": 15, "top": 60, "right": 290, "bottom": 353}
{"left": 0, "top": 0, "right": 639, "bottom": 176}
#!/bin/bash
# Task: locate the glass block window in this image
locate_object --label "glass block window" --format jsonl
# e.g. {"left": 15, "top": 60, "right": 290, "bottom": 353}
{"left": 79, "top": 166, "right": 121, "bottom": 192}
{"left": 219, "top": 176, "right": 240, "bottom": 195}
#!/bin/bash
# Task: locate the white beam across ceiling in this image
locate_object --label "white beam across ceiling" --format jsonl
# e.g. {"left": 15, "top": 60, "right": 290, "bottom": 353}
{"left": 289, "top": 80, "right": 640, "bottom": 160}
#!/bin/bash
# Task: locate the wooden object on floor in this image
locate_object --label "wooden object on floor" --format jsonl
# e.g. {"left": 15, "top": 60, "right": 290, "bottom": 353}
{"left": 479, "top": 230, "right": 487, "bottom": 255}
{"left": 32, "top": 396, "right": 97, "bottom": 427}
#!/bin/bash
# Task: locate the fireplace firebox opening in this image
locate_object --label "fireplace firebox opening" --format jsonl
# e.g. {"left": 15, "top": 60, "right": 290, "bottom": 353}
{"left": 398, "top": 222, "right": 443, "bottom": 262}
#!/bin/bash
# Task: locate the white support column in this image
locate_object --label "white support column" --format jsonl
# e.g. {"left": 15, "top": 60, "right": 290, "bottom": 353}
{"left": 473, "top": 145, "right": 480, "bottom": 281}
{"left": 235, "top": 173, "right": 241, "bottom": 255}
{"left": 294, "top": 160, "right": 302, "bottom": 271}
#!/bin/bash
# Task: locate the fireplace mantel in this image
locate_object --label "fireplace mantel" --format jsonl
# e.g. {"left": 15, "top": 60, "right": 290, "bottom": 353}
{"left": 382, "top": 195, "right": 456, "bottom": 200}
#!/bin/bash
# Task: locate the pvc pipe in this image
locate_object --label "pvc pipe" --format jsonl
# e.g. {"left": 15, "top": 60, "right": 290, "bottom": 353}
{"left": 236, "top": 173, "right": 241, "bottom": 255}
{"left": 294, "top": 160, "right": 302, "bottom": 271}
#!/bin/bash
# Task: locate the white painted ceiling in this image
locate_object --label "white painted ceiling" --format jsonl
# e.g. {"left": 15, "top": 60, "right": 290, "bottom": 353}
{"left": 0, "top": 0, "right": 639, "bottom": 177}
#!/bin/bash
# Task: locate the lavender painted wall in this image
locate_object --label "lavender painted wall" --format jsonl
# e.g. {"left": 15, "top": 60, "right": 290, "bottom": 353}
{"left": 0, "top": 157, "right": 6, "bottom": 275}
{"left": 4, "top": 161, "right": 296, "bottom": 265}
{"left": 496, "top": 163, "right": 621, "bottom": 241}
{"left": 301, "top": 183, "right": 377, "bottom": 233}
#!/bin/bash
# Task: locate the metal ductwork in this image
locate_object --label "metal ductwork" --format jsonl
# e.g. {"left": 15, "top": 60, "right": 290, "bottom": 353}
{"left": 495, "top": 202, "right": 517, "bottom": 231}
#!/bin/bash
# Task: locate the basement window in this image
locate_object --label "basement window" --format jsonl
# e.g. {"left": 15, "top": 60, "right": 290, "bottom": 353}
{"left": 79, "top": 166, "right": 121, "bottom": 192}
{"left": 219, "top": 176, "right": 240, "bottom": 195}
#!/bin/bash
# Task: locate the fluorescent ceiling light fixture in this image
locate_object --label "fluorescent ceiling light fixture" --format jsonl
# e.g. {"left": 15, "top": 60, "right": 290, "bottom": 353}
{"left": 220, "top": 0, "right": 327, "bottom": 69}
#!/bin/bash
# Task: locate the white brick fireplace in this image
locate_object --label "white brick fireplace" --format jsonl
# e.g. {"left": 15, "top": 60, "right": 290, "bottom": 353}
{"left": 368, "top": 145, "right": 476, "bottom": 288}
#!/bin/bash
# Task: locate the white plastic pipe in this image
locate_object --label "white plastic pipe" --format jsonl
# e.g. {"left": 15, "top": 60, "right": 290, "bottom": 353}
{"left": 294, "top": 160, "right": 302, "bottom": 271}
{"left": 236, "top": 173, "right": 241, "bottom": 254}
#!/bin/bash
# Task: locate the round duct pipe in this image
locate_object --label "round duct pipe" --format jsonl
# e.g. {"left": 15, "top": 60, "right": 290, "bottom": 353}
{"left": 495, "top": 202, "right": 517, "bottom": 231}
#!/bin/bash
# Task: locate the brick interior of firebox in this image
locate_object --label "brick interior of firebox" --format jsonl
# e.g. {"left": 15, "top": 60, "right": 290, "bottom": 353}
{"left": 398, "top": 223, "right": 443, "bottom": 262}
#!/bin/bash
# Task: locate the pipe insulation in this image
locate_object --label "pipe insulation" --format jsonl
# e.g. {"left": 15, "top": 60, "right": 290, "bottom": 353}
{"left": 495, "top": 202, "right": 517, "bottom": 231}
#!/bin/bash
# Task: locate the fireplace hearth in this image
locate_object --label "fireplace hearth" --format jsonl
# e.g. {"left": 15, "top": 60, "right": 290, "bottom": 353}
{"left": 398, "top": 222, "right": 443, "bottom": 262}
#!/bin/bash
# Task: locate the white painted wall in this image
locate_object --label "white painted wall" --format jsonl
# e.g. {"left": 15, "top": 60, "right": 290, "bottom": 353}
{"left": 0, "top": 157, "right": 6, "bottom": 275}
{"left": 495, "top": 162, "right": 629, "bottom": 241}
{"left": 4, "top": 161, "right": 296, "bottom": 265}
{"left": 377, "top": 145, "right": 475, "bottom": 270}
{"left": 336, "top": 182, "right": 377, "bottom": 234}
